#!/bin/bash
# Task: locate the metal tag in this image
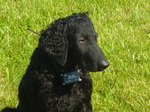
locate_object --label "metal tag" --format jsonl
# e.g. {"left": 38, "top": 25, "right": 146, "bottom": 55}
{"left": 61, "top": 70, "right": 82, "bottom": 85}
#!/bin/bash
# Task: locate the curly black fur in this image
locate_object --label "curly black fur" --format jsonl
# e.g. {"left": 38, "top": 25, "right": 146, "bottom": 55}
{"left": 2, "top": 12, "right": 109, "bottom": 112}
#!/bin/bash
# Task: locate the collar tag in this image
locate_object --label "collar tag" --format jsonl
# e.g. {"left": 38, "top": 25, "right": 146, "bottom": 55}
{"left": 61, "top": 70, "right": 82, "bottom": 85}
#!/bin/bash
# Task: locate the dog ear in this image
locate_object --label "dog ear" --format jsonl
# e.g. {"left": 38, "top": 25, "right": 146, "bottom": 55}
{"left": 39, "top": 18, "right": 68, "bottom": 66}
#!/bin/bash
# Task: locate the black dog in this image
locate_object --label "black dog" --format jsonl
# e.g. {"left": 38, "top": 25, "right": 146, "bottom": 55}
{"left": 2, "top": 12, "right": 109, "bottom": 112}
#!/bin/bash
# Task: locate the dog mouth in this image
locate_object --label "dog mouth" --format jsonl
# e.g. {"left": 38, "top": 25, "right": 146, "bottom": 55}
{"left": 77, "top": 66, "right": 108, "bottom": 72}
{"left": 78, "top": 62, "right": 109, "bottom": 72}
{"left": 87, "top": 67, "right": 107, "bottom": 72}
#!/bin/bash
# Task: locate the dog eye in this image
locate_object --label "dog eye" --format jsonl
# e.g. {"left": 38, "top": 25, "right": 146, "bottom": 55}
{"left": 78, "top": 38, "right": 85, "bottom": 43}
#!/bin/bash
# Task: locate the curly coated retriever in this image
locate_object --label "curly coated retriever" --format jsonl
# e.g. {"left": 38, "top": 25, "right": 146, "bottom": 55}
{"left": 2, "top": 12, "right": 109, "bottom": 112}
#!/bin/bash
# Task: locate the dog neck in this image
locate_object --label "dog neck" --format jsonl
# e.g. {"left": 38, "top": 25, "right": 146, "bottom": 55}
{"left": 60, "top": 63, "right": 82, "bottom": 85}
{"left": 31, "top": 48, "right": 83, "bottom": 85}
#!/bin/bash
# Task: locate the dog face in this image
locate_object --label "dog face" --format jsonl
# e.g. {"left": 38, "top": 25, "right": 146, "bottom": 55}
{"left": 67, "top": 19, "right": 109, "bottom": 72}
{"left": 39, "top": 13, "right": 109, "bottom": 72}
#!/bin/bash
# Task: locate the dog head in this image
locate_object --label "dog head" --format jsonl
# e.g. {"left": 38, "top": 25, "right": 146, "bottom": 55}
{"left": 39, "top": 13, "right": 109, "bottom": 72}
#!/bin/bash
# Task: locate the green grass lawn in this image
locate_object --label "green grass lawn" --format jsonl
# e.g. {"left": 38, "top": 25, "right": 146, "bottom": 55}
{"left": 0, "top": 0, "right": 149, "bottom": 111}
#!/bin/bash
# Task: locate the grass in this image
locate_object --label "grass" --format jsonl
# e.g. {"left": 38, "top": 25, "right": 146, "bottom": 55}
{"left": 0, "top": 0, "right": 149, "bottom": 111}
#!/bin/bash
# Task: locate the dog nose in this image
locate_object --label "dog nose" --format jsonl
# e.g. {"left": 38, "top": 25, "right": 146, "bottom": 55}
{"left": 98, "top": 60, "right": 109, "bottom": 71}
{"left": 102, "top": 60, "right": 109, "bottom": 68}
